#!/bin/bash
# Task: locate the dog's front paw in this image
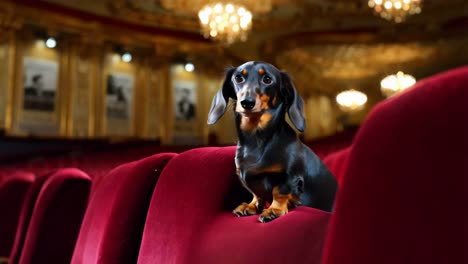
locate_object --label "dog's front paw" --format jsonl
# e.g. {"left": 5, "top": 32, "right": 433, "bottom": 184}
{"left": 233, "top": 202, "right": 260, "bottom": 217}
{"left": 258, "top": 207, "right": 287, "bottom": 223}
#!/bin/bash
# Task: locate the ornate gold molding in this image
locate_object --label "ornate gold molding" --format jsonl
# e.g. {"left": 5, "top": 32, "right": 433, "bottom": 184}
{"left": 0, "top": 2, "right": 23, "bottom": 32}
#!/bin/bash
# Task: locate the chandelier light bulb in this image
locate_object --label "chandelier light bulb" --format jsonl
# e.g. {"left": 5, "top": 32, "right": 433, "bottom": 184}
{"left": 368, "top": 0, "right": 422, "bottom": 23}
{"left": 380, "top": 71, "right": 416, "bottom": 97}
{"left": 336, "top": 90, "right": 368, "bottom": 112}
{"left": 198, "top": 2, "right": 252, "bottom": 45}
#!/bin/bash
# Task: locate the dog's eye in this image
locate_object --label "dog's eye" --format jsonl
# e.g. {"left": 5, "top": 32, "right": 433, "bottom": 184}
{"left": 262, "top": 75, "right": 272, "bottom": 84}
{"left": 234, "top": 74, "right": 244, "bottom": 83}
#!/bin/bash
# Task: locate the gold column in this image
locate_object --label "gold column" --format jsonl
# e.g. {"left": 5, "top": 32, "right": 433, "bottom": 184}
{"left": 140, "top": 55, "right": 163, "bottom": 140}
{"left": 0, "top": 3, "right": 23, "bottom": 132}
{"left": 67, "top": 34, "right": 104, "bottom": 138}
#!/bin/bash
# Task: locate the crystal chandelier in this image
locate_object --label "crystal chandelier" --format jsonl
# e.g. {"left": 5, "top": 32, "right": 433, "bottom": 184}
{"left": 368, "top": 0, "right": 422, "bottom": 23}
{"left": 198, "top": 2, "right": 252, "bottom": 45}
{"left": 336, "top": 90, "right": 368, "bottom": 112}
{"left": 380, "top": 71, "right": 416, "bottom": 97}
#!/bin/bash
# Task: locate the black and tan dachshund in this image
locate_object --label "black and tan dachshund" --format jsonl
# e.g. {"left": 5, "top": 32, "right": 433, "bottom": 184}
{"left": 207, "top": 61, "right": 338, "bottom": 223}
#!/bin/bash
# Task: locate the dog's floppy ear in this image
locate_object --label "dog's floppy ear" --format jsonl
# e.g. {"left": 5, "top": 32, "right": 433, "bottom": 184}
{"left": 207, "top": 67, "right": 236, "bottom": 125}
{"left": 280, "top": 72, "right": 306, "bottom": 132}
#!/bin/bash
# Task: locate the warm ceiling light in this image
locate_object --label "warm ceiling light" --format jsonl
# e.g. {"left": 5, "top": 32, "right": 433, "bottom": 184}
{"left": 184, "top": 62, "right": 195, "bottom": 72}
{"left": 198, "top": 2, "right": 252, "bottom": 45}
{"left": 368, "top": 0, "right": 422, "bottom": 23}
{"left": 45, "top": 37, "right": 57, "bottom": 49}
{"left": 336, "top": 90, "right": 368, "bottom": 112}
{"left": 380, "top": 71, "right": 416, "bottom": 97}
{"left": 121, "top": 52, "right": 132, "bottom": 63}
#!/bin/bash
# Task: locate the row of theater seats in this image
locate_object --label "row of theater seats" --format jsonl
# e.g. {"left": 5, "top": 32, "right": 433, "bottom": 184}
{"left": 0, "top": 66, "right": 466, "bottom": 263}
{"left": 0, "top": 133, "right": 353, "bottom": 263}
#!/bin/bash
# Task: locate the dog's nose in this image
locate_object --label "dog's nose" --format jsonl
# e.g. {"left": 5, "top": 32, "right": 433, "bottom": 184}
{"left": 240, "top": 97, "right": 256, "bottom": 110}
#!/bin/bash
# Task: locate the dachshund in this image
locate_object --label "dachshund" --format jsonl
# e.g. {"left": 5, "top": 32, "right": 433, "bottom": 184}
{"left": 207, "top": 61, "right": 338, "bottom": 223}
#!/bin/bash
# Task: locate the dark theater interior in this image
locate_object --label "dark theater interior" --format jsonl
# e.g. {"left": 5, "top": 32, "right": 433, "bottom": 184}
{"left": 0, "top": 0, "right": 466, "bottom": 263}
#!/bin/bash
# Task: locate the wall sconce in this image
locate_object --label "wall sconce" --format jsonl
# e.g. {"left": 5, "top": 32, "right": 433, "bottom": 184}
{"left": 173, "top": 56, "right": 195, "bottom": 72}
{"left": 184, "top": 62, "right": 195, "bottom": 72}
{"left": 121, "top": 51, "right": 132, "bottom": 63}
{"left": 45, "top": 37, "right": 57, "bottom": 49}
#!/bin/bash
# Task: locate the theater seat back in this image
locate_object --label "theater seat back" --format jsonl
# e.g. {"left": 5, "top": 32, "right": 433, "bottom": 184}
{"left": 8, "top": 172, "right": 53, "bottom": 264}
{"left": 322, "top": 66, "right": 468, "bottom": 264}
{"left": 9, "top": 168, "right": 91, "bottom": 264}
{"left": 0, "top": 172, "right": 34, "bottom": 258}
{"left": 323, "top": 147, "right": 352, "bottom": 185}
{"left": 71, "top": 153, "right": 177, "bottom": 264}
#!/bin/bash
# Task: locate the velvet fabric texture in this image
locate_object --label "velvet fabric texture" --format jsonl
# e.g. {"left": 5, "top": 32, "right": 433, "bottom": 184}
{"left": 322, "top": 66, "right": 467, "bottom": 264}
{"left": 323, "top": 147, "right": 352, "bottom": 185}
{"left": 71, "top": 153, "right": 177, "bottom": 264}
{"left": 9, "top": 169, "right": 91, "bottom": 264}
{"left": 0, "top": 172, "right": 34, "bottom": 258}
{"left": 137, "top": 147, "right": 332, "bottom": 264}
{"left": 8, "top": 172, "right": 52, "bottom": 264}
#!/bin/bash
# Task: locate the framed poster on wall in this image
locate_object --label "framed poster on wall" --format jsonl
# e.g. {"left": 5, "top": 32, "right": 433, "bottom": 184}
{"left": 22, "top": 57, "right": 58, "bottom": 112}
{"left": 105, "top": 72, "right": 134, "bottom": 136}
{"left": 174, "top": 80, "right": 196, "bottom": 122}
{"left": 172, "top": 78, "right": 203, "bottom": 145}
{"left": 14, "top": 56, "right": 61, "bottom": 136}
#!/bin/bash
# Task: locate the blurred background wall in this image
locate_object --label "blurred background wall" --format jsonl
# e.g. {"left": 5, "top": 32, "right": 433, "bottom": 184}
{"left": 0, "top": 0, "right": 466, "bottom": 147}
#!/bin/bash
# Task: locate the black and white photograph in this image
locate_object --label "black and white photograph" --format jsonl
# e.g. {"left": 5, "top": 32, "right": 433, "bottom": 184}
{"left": 106, "top": 72, "right": 133, "bottom": 120}
{"left": 23, "top": 57, "right": 58, "bottom": 112}
{"left": 174, "top": 80, "right": 196, "bottom": 121}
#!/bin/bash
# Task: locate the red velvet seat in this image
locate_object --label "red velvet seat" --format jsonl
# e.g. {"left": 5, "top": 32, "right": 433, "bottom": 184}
{"left": 8, "top": 172, "right": 53, "bottom": 264}
{"left": 137, "top": 147, "right": 332, "bottom": 264}
{"left": 8, "top": 168, "right": 91, "bottom": 264}
{"left": 322, "top": 66, "right": 467, "bottom": 264}
{"left": 0, "top": 172, "right": 34, "bottom": 258}
{"left": 323, "top": 147, "right": 352, "bottom": 185}
{"left": 71, "top": 153, "right": 177, "bottom": 264}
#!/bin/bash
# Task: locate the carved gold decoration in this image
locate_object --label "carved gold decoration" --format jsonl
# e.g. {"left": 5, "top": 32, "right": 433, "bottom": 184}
{"left": 67, "top": 35, "right": 104, "bottom": 138}
{"left": 275, "top": 43, "right": 438, "bottom": 95}
{"left": 160, "top": 0, "right": 272, "bottom": 15}
{"left": 0, "top": 2, "right": 23, "bottom": 32}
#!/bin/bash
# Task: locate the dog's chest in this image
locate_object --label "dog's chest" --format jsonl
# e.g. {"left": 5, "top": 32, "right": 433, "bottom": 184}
{"left": 235, "top": 146, "right": 284, "bottom": 180}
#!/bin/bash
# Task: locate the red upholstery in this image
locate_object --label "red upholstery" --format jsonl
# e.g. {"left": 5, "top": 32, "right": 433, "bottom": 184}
{"left": 137, "top": 147, "right": 332, "bottom": 264}
{"left": 71, "top": 153, "right": 177, "bottom": 264}
{"left": 8, "top": 172, "right": 53, "bottom": 264}
{"left": 322, "top": 66, "right": 468, "bottom": 264}
{"left": 323, "top": 147, "right": 352, "bottom": 185}
{"left": 0, "top": 172, "right": 34, "bottom": 257}
{"left": 9, "top": 169, "right": 91, "bottom": 264}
